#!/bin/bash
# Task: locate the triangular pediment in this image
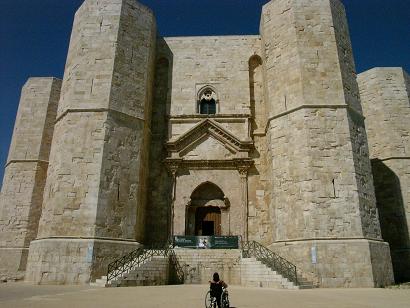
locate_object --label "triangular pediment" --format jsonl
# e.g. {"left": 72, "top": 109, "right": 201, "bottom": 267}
{"left": 182, "top": 134, "right": 234, "bottom": 160}
{"left": 167, "top": 119, "right": 253, "bottom": 158}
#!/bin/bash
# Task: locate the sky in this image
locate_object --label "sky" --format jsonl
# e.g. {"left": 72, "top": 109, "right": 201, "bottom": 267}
{"left": 0, "top": 0, "right": 409, "bottom": 186}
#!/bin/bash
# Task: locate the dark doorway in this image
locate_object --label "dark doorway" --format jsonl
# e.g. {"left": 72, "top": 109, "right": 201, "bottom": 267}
{"left": 372, "top": 159, "right": 410, "bottom": 282}
{"left": 202, "top": 221, "right": 215, "bottom": 236}
{"left": 195, "top": 207, "right": 221, "bottom": 236}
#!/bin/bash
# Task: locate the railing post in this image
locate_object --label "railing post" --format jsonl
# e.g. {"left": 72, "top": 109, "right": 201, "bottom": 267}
{"left": 295, "top": 267, "right": 298, "bottom": 285}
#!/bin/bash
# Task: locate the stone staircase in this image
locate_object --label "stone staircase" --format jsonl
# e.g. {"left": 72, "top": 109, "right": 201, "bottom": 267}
{"left": 241, "top": 257, "right": 297, "bottom": 289}
{"left": 91, "top": 242, "right": 314, "bottom": 289}
{"left": 91, "top": 256, "right": 169, "bottom": 287}
{"left": 174, "top": 248, "right": 242, "bottom": 285}
{"left": 239, "top": 257, "right": 317, "bottom": 289}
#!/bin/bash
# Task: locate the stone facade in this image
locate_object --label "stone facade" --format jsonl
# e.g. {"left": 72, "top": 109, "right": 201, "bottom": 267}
{"left": 25, "top": 0, "right": 156, "bottom": 284}
{"left": 0, "top": 0, "right": 406, "bottom": 287}
{"left": 0, "top": 78, "right": 61, "bottom": 280}
{"left": 358, "top": 68, "right": 410, "bottom": 283}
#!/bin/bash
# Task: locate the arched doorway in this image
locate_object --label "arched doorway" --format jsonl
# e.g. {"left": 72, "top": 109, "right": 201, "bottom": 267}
{"left": 195, "top": 206, "right": 221, "bottom": 236}
{"left": 186, "top": 182, "right": 229, "bottom": 236}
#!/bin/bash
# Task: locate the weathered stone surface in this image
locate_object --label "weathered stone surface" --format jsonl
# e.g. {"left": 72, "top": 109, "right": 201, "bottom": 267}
{"left": 26, "top": 238, "right": 140, "bottom": 284}
{"left": 25, "top": 0, "right": 156, "bottom": 284}
{"left": 270, "top": 239, "right": 393, "bottom": 287}
{"left": 0, "top": 0, "right": 403, "bottom": 288}
{"left": 260, "top": 0, "right": 393, "bottom": 287}
{"left": 0, "top": 78, "right": 61, "bottom": 280}
{"left": 358, "top": 68, "right": 410, "bottom": 283}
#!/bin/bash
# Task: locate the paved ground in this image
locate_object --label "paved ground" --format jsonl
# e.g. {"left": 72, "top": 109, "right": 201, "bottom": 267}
{"left": 0, "top": 283, "right": 409, "bottom": 308}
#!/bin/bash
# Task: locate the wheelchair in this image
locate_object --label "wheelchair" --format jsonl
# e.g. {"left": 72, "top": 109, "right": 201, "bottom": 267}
{"left": 205, "top": 287, "right": 229, "bottom": 308}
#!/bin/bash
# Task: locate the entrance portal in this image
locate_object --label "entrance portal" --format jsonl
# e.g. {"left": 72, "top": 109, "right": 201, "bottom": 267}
{"left": 186, "top": 182, "right": 228, "bottom": 236}
{"left": 195, "top": 206, "right": 221, "bottom": 236}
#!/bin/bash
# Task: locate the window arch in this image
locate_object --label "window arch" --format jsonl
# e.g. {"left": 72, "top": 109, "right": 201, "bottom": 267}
{"left": 191, "top": 182, "right": 225, "bottom": 201}
{"left": 197, "top": 86, "right": 218, "bottom": 115}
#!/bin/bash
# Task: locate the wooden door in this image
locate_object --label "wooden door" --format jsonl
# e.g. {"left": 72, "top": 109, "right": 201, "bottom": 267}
{"left": 195, "top": 207, "right": 221, "bottom": 236}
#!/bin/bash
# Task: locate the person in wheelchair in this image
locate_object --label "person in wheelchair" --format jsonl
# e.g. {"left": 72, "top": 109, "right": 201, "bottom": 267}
{"left": 209, "top": 272, "right": 228, "bottom": 308}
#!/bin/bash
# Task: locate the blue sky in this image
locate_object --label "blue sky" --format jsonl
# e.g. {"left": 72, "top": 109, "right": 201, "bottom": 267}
{"left": 0, "top": 0, "right": 409, "bottom": 186}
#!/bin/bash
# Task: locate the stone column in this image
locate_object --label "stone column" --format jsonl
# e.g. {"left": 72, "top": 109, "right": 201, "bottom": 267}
{"left": 238, "top": 166, "right": 249, "bottom": 242}
{"left": 25, "top": 0, "right": 156, "bottom": 284}
{"left": 261, "top": 0, "right": 393, "bottom": 287}
{"left": 169, "top": 165, "right": 178, "bottom": 240}
{"left": 358, "top": 67, "right": 410, "bottom": 283}
{"left": 0, "top": 78, "right": 61, "bottom": 281}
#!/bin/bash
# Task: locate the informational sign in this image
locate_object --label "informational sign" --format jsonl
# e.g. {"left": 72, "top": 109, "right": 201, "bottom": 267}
{"left": 174, "top": 236, "right": 198, "bottom": 248}
{"left": 173, "top": 236, "right": 239, "bottom": 249}
{"left": 211, "top": 236, "right": 239, "bottom": 249}
{"left": 311, "top": 246, "right": 317, "bottom": 264}
{"left": 86, "top": 243, "right": 93, "bottom": 262}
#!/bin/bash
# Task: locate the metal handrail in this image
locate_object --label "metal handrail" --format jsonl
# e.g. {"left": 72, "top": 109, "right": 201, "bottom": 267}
{"left": 242, "top": 241, "right": 298, "bottom": 285}
{"left": 168, "top": 249, "right": 185, "bottom": 284}
{"left": 106, "top": 241, "right": 184, "bottom": 284}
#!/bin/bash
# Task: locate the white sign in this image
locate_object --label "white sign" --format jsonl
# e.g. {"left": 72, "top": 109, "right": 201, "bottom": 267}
{"left": 311, "top": 246, "right": 317, "bottom": 264}
{"left": 86, "top": 243, "right": 93, "bottom": 262}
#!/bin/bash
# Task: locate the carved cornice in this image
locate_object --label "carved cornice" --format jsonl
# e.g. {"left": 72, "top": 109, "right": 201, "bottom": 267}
{"left": 168, "top": 114, "right": 251, "bottom": 120}
{"left": 165, "top": 158, "right": 182, "bottom": 174}
{"left": 164, "top": 158, "right": 253, "bottom": 170}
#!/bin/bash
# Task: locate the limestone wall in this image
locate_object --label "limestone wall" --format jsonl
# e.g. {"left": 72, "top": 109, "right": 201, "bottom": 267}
{"left": 26, "top": 0, "right": 156, "bottom": 284}
{"left": 146, "top": 52, "right": 173, "bottom": 244}
{"left": 148, "top": 35, "right": 265, "bottom": 243}
{"left": 358, "top": 67, "right": 410, "bottom": 282}
{"left": 163, "top": 35, "right": 261, "bottom": 157}
{"left": 260, "top": 0, "right": 393, "bottom": 287}
{"left": 0, "top": 78, "right": 61, "bottom": 280}
{"left": 164, "top": 35, "right": 261, "bottom": 117}
{"left": 358, "top": 68, "right": 410, "bottom": 159}
{"left": 248, "top": 135, "right": 272, "bottom": 244}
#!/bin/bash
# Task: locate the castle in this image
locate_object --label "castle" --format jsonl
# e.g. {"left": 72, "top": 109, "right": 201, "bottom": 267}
{"left": 0, "top": 0, "right": 409, "bottom": 288}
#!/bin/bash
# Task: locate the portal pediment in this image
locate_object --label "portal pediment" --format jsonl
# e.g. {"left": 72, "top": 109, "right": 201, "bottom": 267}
{"left": 182, "top": 135, "right": 234, "bottom": 160}
{"left": 166, "top": 119, "right": 253, "bottom": 159}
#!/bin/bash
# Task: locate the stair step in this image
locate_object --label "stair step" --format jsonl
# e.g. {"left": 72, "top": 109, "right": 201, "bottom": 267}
{"left": 94, "top": 246, "right": 313, "bottom": 290}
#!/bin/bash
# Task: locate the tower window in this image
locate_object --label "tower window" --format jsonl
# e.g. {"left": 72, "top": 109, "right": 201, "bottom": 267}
{"left": 198, "top": 88, "right": 217, "bottom": 114}
{"left": 200, "top": 98, "right": 216, "bottom": 114}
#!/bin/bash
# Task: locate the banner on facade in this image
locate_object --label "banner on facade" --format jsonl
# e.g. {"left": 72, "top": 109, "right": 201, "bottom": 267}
{"left": 173, "top": 236, "right": 239, "bottom": 249}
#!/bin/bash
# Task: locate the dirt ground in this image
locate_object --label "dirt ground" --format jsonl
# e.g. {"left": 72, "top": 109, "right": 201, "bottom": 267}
{"left": 1, "top": 283, "right": 410, "bottom": 308}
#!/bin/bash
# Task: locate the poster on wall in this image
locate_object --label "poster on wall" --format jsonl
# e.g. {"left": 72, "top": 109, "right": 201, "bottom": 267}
{"left": 173, "top": 236, "right": 239, "bottom": 249}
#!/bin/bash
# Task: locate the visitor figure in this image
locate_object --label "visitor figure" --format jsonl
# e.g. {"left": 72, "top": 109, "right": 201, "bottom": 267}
{"left": 209, "top": 272, "right": 228, "bottom": 308}
{"left": 198, "top": 238, "right": 207, "bottom": 249}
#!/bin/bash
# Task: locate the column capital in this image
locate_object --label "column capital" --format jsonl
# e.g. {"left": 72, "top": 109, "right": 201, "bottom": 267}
{"left": 234, "top": 159, "right": 252, "bottom": 177}
{"left": 164, "top": 159, "right": 182, "bottom": 176}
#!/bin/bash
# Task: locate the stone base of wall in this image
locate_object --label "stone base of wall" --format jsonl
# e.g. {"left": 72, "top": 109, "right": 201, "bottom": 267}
{"left": 391, "top": 249, "right": 410, "bottom": 283}
{"left": 0, "top": 247, "right": 28, "bottom": 281}
{"left": 174, "top": 248, "right": 242, "bottom": 285}
{"left": 269, "top": 239, "right": 394, "bottom": 288}
{"left": 25, "top": 237, "right": 141, "bottom": 284}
